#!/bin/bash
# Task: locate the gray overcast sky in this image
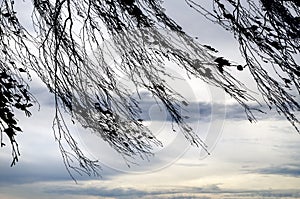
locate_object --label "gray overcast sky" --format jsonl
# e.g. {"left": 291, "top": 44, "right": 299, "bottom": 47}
{"left": 1, "top": 1, "right": 300, "bottom": 199}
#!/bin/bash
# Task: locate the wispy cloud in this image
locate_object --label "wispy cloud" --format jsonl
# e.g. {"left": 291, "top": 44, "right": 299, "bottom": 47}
{"left": 131, "top": 91, "right": 289, "bottom": 124}
{"left": 254, "top": 164, "right": 300, "bottom": 178}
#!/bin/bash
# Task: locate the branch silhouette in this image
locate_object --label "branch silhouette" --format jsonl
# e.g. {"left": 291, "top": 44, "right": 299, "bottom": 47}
{"left": 0, "top": 0, "right": 299, "bottom": 179}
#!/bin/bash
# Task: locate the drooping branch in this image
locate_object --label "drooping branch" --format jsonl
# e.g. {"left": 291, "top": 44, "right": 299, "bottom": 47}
{"left": 186, "top": 0, "right": 300, "bottom": 131}
{"left": 26, "top": 0, "right": 259, "bottom": 176}
{"left": 0, "top": 0, "right": 38, "bottom": 166}
{"left": 1, "top": 0, "right": 299, "bottom": 178}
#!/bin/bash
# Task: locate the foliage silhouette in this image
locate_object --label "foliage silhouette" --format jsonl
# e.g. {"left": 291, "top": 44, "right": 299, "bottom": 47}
{"left": 186, "top": 0, "right": 300, "bottom": 129}
{"left": 0, "top": 0, "right": 299, "bottom": 179}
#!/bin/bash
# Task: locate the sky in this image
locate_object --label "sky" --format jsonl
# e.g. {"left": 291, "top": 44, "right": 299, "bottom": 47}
{"left": 1, "top": 0, "right": 300, "bottom": 199}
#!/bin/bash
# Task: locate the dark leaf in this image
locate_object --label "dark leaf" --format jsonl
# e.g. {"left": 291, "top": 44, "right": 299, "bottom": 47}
{"left": 26, "top": 103, "right": 33, "bottom": 108}
{"left": 283, "top": 78, "right": 291, "bottom": 84}
{"left": 18, "top": 68, "right": 26, "bottom": 72}
{"left": 214, "top": 57, "right": 231, "bottom": 66}
{"left": 123, "top": 142, "right": 129, "bottom": 147}
{"left": 2, "top": 13, "right": 10, "bottom": 17}
{"left": 203, "top": 45, "right": 218, "bottom": 52}
{"left": 4, "top": 127, "right": 15, "bottom": 137}
{"left": 250, "top": 25, "right": 258, "bottom": 31}
{"left": 224, "top": 13, "right": 234, "bottom": 20}
{"left": 155, "top": 84, "right": 165, "bottom": 92}
{"left": 237, "top": 65, "right": 244, "bottom": 71}
{"left": 270, "top": 41, "right": 282, "bottom": 50}
{"left": 13, "top": 126, "right": 22, "bottom": 132}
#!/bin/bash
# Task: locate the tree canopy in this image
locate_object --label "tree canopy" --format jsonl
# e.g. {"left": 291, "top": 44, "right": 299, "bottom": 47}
{"left": 0, "top": 0, "right": 299, "bottom": 179}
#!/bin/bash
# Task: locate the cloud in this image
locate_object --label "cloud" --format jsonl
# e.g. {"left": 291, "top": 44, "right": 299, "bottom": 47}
{"left": 135, "top": 91, "right": 277, "bottom": 123}
{"left": 0, "top": 161, "right": 71, "bottom": 185}
{"left": 2, "top": 180, "right": 300, "bottom": 199}
{"left": 254, "top": 164, "right": 300, "bottom": 177}
{"left": 45, "top": 186, "right": 148, "bottom": 198}
{"left": 42, "top": 184, "right": 220, "bottom": 198}
{"left": 1, "top": 1, "right": 299, "bottom": 199}
{"left": 40, "top": 183, "right": 300, "bottom": 199}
